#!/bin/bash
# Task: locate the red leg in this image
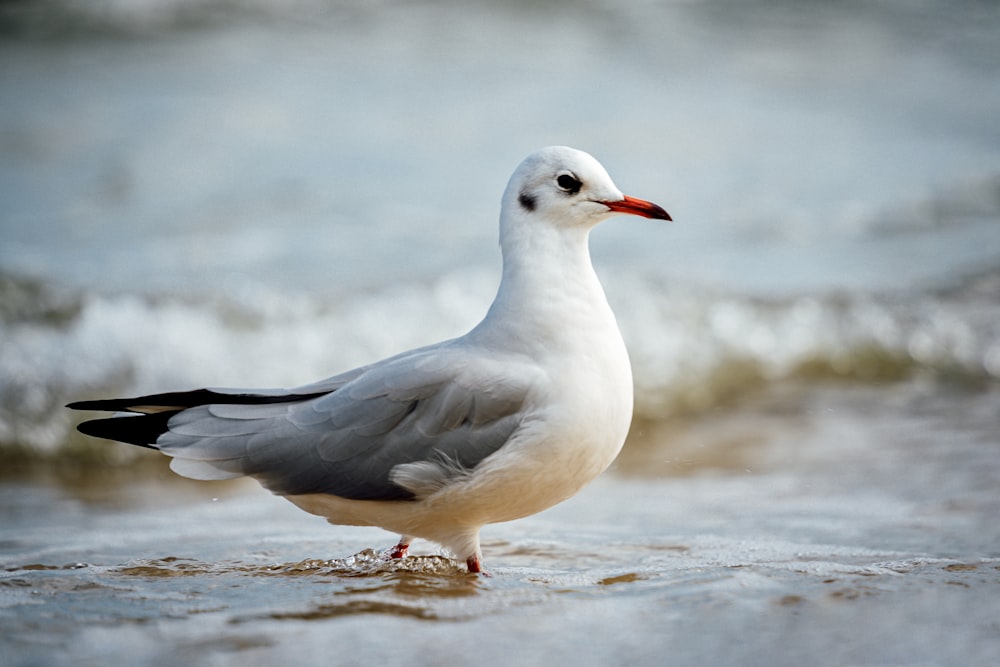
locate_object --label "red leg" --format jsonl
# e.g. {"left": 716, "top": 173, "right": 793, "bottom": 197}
{"left": 466, "top": 554, "right": 483, "bottom": 573}
{"left": 387, "top": 534, "right": 412, "bottom": 559}
{"left": 389, "top": 541, "right": 410, "bottom": 559}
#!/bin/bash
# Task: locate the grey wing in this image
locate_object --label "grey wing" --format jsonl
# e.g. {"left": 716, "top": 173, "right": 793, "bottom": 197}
{"left": 158, "top": 348, "right": 540, "bottom": 501}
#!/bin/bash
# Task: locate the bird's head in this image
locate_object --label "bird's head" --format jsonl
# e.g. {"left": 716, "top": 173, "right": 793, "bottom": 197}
{"left": 501, "top": 146, "right": 671, "bottom": 231}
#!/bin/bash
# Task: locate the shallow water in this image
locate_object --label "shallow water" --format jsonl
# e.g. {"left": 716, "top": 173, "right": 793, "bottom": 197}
{"left": 2, "top": 1, "right": 1000, "bottom": 665}
{"left": 2, "top": 0, "right": 1000, "bottom": 453}
{"left": 3, "top": 381, "right": 999, "bottom": 666}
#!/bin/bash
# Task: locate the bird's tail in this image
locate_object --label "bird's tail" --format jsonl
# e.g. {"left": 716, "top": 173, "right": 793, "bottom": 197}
{"left": 67, "top": 388, "right": 326, "bottom": 448}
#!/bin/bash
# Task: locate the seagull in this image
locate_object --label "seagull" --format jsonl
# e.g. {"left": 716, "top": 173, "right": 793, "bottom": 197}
{"left": 68, "top": 146, "right": 670, "bottom": 573}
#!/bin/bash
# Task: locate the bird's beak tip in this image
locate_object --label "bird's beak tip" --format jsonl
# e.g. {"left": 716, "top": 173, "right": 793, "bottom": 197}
{"left": 603, "top": 195, "right": 672, "bottom": 221}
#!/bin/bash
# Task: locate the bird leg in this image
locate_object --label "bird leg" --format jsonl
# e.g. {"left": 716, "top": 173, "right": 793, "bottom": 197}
{"left": 466, "top": 554, "right": 484, "bottom": 574}
{"left": 388, "top": 537, "right": 411, "bottom": 560}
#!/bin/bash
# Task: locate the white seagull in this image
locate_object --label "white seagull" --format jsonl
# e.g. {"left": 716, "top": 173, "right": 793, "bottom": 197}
{"left": 68, "top": 146, "right": 671, "bottom": 573}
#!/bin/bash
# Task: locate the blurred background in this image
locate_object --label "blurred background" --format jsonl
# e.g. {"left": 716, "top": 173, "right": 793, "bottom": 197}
{"left": 1, "top": 0, "right": 998, "bottom": 460}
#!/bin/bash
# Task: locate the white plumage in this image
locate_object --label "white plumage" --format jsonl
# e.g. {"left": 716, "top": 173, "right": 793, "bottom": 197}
{"left": 69, "top": 146, "right": 670, "bottom": 573}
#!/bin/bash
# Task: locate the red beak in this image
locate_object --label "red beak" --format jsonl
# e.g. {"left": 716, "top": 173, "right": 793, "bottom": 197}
{"left": 603, "top": 195, "right": 672, "bottom": 221}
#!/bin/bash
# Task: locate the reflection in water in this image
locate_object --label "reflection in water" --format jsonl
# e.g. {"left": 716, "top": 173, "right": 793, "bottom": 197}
{"left": 110, "top": 550, "right": 485, "bottom": 624}
{"left": 117, "top": 550, "right": 478, "bottom": 584}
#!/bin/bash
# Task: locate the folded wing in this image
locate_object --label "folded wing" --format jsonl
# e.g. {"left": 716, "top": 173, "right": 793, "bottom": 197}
{"left": 69, "top": 346, "right": 538, "bottom": 501}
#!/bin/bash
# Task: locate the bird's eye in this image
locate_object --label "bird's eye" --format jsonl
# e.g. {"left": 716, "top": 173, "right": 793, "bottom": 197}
{"left": 555, "top": 172, "right": 582, "bottom": 194}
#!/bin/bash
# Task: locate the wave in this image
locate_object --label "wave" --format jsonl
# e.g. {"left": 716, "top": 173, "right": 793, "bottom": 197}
{"left": 614, "top": 272, "right": 1000, "bottom": 416}
{"left": 2, "top": 267, "right": 998, "bottom": 458}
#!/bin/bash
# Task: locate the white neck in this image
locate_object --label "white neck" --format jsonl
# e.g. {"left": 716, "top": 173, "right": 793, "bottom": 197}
{"left": 469, "top": 204, "right": 621, "bottom": 358}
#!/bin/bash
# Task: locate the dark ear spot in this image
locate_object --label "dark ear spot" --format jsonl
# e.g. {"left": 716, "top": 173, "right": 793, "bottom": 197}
{"left": 518, "top": 191, "right": 536, "bottom": 212}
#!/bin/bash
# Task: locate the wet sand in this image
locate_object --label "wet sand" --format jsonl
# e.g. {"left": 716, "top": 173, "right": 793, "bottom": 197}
{"left": 2, "top": 380, "right": 998, "bottom": 666}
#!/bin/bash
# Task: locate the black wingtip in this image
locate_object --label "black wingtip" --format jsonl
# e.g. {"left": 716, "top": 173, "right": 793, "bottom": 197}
{"left": 69, "top": 387, "right": 333, "bottom": 449}
{"left": 65, "top": 391, "right": 216, "bottom": 413}
{"left": 66, "top": 388, "right": 331, "bottom": 414}
{"left": 74, "top": 413, "right": 174, "bottom": 449}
